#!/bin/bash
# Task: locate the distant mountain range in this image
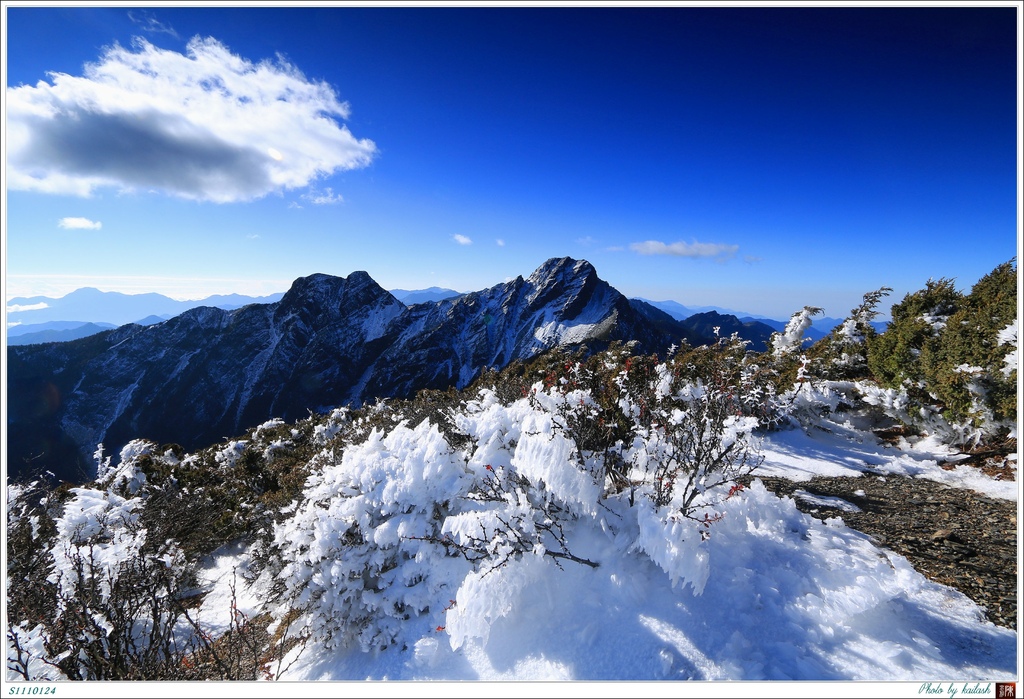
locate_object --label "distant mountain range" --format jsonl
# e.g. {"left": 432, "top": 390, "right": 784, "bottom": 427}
{"left": 390, "top": 287, "right": 464, "bottom": 305}
{"left": 7, "top": 321, "right": 119, "bottom": 346}
{"left": 637, "top": 299, "right": 886, "bottom": 340}
{"left": 8, "top": 257, "right": 788, "bottom": 483}
{"left": 7, "top": 288, "right": 286, "bottom": 328}
{"left": 633, "top": 298, "right": 755, "bottom": 320}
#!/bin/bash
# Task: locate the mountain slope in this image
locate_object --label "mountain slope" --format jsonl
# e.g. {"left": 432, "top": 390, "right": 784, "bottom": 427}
{"left": 680, "top": 311, "right": 779, "bottom": 353}
{"left": 7, "top": 258, "right": 713, "bottom": 483}
{"left": 7, "top": 273, "right": 408, "bottom": 483}
{"left": 360, "top": 258, "right": 706, "bottom": 398}
{"left": 6, "top": 322, "right": 118, "bottom": 345}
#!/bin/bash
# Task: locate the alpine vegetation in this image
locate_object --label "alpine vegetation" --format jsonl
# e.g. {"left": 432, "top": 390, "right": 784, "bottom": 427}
{"left": 5, "top": 260, "right": 1017, "bottom": 682}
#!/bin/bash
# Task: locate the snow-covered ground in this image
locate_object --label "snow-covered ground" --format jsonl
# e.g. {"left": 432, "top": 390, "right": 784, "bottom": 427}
{"left": 9, "top": 380, "right": 1019, "bottom": 697}
{"left": 188, "top": 403, "right": 1018, "bottom": 689}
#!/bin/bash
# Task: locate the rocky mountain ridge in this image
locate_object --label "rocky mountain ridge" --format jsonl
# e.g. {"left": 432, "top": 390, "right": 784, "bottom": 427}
{"left": 7, "top": 257, "right": 769, "bottom": 483}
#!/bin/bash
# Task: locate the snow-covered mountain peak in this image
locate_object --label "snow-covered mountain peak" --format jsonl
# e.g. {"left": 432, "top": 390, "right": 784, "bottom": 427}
{"left": 277, "top": 271, "right": 404, "bottom": 322}
{"left": 524, "top": 257, "right": 603, "bottom": 312}
{"left": 526, "top": 257, "right": 597, "bottom": 291}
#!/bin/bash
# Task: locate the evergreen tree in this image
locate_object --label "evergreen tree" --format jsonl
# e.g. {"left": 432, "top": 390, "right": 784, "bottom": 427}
{"left": 927, "top": 260, "right": 1017, "bottom": 429}
{"left": 866, "top": 278, "right": 962, "bottom": 390}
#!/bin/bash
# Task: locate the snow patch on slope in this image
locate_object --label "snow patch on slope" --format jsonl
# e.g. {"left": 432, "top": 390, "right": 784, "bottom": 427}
{"left": 532, "top": 309, "right": 618, "bottom": 347}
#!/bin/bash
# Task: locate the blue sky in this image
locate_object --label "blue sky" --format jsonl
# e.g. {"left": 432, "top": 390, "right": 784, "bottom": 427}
{"left": 3, "top": 4, "right": 1019, "bottom": 319}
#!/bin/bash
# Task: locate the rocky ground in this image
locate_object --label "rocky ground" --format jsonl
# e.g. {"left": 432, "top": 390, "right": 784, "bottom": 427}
{"left": 746, "top": 449, "right": 1018, "bottom": 631}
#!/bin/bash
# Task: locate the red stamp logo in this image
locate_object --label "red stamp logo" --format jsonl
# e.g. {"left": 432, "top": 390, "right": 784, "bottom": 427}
{"left": 997, "top": 683, "right": 1016, "bottom": 698}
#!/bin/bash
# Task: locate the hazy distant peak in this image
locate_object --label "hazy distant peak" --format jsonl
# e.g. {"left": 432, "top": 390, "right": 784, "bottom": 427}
{"left": 390, "top": 287, "right": 464, "bottom": 305}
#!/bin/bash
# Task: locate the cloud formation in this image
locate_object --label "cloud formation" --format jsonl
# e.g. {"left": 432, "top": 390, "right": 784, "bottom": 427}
{"left": 7, "top": 303, "right": 49, "bottom": 313}
{"left": 630, "top": 239, "right": 739, "bottom": 261}
{"left": 7, "top": 37, "right": 376, "bottom": 203}
{"left": 453, "top": 234, "right": 473, "bottom": 245}
{"left": 58, "top": 217, "right": 102, "bottom": 230}
{"left": 127, "top": 10, "right": 179, "bottom": 38}
{"left": 302, "top": 187, "right": 344, "bottom": 205}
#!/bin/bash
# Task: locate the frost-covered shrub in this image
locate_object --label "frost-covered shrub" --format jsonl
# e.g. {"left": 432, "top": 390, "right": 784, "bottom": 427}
{"left": 619, "top": 347, "right": 763, "bottom": 515}
{"left": 809, "top": 287, "right": 892, "bottom": 381}
{"left": 6, "top": 479, "right": 65, "bottom": 681}
{"left": 313, "top": 407, "right": 350, "bottom": 444}
{"left": 272, "top": 419, "right": 473, "bottom": 653}
{"left": 771, "top": 306, "right": 823, "bottom": 358}
{"left": 7, "top": 414, "right": 336, "bottom": 680}
{"left": 95, "top": 439, "right": 156, "bottom": 495}
{"left": 8, "top": 478, "right": 203, "bottom": 680}
{"left": 271, "top": 394, "right": 605, "bottom": 655}
{"left": 780, "top": 376, "right": 858, "bottom": 430}
{"left": 215, "top": 439, "right": 249, "bottom": 469}
{"left": 452, "top": 388, "right": 602, "bottom": 557}
{"left": 998, "top": 319, "right": 1018, "bottom": 379}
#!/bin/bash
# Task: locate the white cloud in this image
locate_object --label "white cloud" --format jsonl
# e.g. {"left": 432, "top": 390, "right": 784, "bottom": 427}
{"left": 7, "top": 303, "right": 49, "bottom": 313}
{"left": 496, "top": 238, "right": 505, "bottom": 247}
{"left": 576, "top": 236, "right": 595, "bottom": 247}
{"left": 58, "top": 217, "right": 102, "bottom": 230}
{"left": 630, "top": 239, "right": 739, "bottom": 261}
{"left": 453, "top": 234, "right": 473, "bottom": 245}
{"left": 6, "top": 37, "right": 376, "bottom": 203}
{"left": 127, "top": 10, "right": 179, "bottom": 38}
{"left": 302, "top": 187, "right": 344, "bottom": 205}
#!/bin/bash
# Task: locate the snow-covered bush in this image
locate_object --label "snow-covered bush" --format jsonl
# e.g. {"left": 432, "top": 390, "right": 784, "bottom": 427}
{"left": 610, "top": 337, "right": 765, "bottom": 523}
{"left": 313, "top": 407, "right": 350, "bottom": 444}
{"left": 6, "top": 477, "right": 203, "bottom": 680}
{"left": 771, "top": 306, "right": 822, "bottom": 357}
{"left": 6, "top": 432, "right": 296, "bottom": 681}
{"left": 622, "top": 367, "right": 761, "bottom": 513}
{"left": 264, "top": 344, "right": 766, "bottom": 657}
{"left": 95, "top": 439, "right": 155, "bottom": 495}
{"left": 272, "top": 419, "right": 471, "bottom": 653}
{"left": 809, "top": 287, "right": 891, "bottom": 381}
{"left": 6, "top": 479, "right": 64, "bottom": 681}
{"left": 998, "top": 319, "right": 1017, "bottom": 378}
{"left": 270, "top": 388, "right": 608, "bottom": 655}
